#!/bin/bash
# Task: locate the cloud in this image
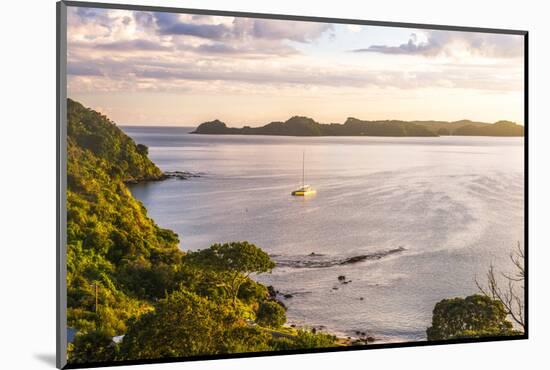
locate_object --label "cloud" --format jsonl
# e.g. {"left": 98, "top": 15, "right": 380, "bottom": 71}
{"left": 66, "top": 7, "right": 523, "bottom": 98}
{"left": 72, "top": 7, "right": 113, "bottom": 31}
{"left": 152, "top": 12, "right": 332, "bottom": 43}
{"left": 75, "top": 7, "right": 106, "bottom": 20}
{"left": 245, "top": 18, "right": 333, "bottom": 42}
{"left": 194, "top": 41, "right": 296, "bottom": 56}
{"left": 352, "top": 31, "right": 524, "bottom": 58}
{"left": 133, "top": 11, "right": 154, "bottom": 29}
{"left": 73, "top": 39, "right": 172, "bottom": 51}
{"left": 154, "top": 12, "right": 231, "bottom": 39}
{"left": 67, "top": 63, "right": 103, "bottom": 77}
{"left": 67, "top": 53, "right": 522, "bottom": 93}
{"left": 68, "top": 8, "right": 332, "bottom": 60}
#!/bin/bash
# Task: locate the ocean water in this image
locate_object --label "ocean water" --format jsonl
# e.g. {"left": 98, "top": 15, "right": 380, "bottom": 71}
{"left": 124, "top": 126, "right": 524, "bottom": 343}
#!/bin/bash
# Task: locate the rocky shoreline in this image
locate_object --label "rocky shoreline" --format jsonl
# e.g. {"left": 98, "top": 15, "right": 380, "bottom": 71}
{"left": 267, "top": 279, "right": 378, "bottom": 346}
{"left": 126, "top": 171, "right": 202, "bottom": 184}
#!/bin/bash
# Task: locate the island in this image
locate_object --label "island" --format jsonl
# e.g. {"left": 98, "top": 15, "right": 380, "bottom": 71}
{"left": 191, "top": 116, "right": 524, "bottom": 137}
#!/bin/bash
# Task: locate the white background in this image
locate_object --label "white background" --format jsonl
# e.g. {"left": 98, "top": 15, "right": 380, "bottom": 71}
{"left": 0, "top": 0, "right": 547, "bottom": 369}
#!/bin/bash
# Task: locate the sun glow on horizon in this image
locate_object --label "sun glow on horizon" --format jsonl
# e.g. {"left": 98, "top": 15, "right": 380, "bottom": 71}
{"left": 67, "top": 6, "right": 525, "bottom": 126}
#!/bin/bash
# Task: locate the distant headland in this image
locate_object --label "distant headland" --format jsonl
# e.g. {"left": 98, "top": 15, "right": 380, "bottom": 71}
{"left": 191, "top": 116, "right": 524, "bottom": 137}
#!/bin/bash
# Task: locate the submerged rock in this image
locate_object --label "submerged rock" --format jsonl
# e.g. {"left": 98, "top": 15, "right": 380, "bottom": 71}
{"left": 163, "top": 171, "right": 202, "bottom": 180}
{"left": 273, "top": 247, "right": 406, "bottom": 269}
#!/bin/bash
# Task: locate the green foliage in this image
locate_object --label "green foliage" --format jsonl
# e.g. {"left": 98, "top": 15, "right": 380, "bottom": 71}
{"left": 185, "top": 242, "right": 275, "bottom": 305}
{"left": 68, "top": 329, "right": 119, "bottom": 364}
{"left": 186, "top": 241, "right": 275, "bottom": 275}
{"left": 67, "top": 99, "right": 162, "bottom": 181}
{"left": 66, "top": 100, "right": 184, "bottom": 362}
{"left": 426, "top": 294, "right": 520, "bottom": 340}
{"left": 120, "top": 288, "right": 271, "bottom": 359}
{"left": 291, "top": 330, "right": 338, "bottom": 349}
{"left": 271, "top": 330, "right": 338, "bottom": 351}
{"left": 65, "top": 99, "right": 340, "bottom": 363}
{"left": 237, "top": 278, "right": 269, "bottom": 305}
{"left": 454, "top": 121, "right": 524, "bottom": 136}
{"left": 256, "top": 301, "right": 287, "bottom": 328}
{"left": 120, "top": 289, "right": 230, "bottom": 359}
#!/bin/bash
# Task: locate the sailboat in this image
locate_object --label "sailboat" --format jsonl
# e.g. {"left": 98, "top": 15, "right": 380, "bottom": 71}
{"left": 291, "top": 152, "right": 316, "bottom": 196}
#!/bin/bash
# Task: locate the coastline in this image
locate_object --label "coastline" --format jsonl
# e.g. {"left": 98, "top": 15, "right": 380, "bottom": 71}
{"left": 122, "top": 127, "right": 523, "bottom": 351}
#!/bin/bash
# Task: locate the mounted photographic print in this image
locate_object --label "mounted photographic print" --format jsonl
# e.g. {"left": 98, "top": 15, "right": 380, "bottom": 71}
{"left": 56, "top": 1, "right": 528, "bottom": 368}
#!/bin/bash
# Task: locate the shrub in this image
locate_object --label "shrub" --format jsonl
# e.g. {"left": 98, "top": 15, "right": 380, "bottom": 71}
{"left": 256, "top": 301, "right": 286, "bottom": 328}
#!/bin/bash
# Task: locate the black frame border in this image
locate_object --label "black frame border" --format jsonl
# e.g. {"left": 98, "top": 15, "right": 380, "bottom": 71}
{"left": 56, "top": 1, "right": 529, "bottom": 369}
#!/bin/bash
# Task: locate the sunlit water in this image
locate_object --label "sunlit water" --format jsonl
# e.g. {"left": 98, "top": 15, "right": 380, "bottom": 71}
{"left": 124, "top": 126, "right": 524, "bottom": 343}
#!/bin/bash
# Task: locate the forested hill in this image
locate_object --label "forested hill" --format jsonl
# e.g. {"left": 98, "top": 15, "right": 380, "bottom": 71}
{"left": 66, "top": 98, "right": 184, "bottom": 360}
{"left": 68, "top": 99, "right": 163, "bottom": 182}
{"left": 192, "top": 116, "right": 524, "bottom": 137}
{"left": 66, "top": 100, "right": 337, "bottom": 365}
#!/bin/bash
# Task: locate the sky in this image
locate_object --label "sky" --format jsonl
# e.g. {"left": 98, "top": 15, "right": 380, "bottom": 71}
{"left": 67, "top": 6, "right": 525, "bottom": 126}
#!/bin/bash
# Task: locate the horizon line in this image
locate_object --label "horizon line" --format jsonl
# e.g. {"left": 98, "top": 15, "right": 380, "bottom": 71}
{"left": 118, "top": 118, "right": 524, "bottom": 128}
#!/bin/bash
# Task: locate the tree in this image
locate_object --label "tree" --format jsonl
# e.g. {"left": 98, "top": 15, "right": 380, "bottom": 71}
{"left": 271, "top": 330, "right": 338, "bottom": 351}
{"left": 68, "top": 330, "right": 118, "bottom": 364}
{"left": 221, "top": 326, "right": 272, "bottom": 353}
{"left": 185, "top": 242, "right": 275, "bottom": 306}
{"left": 119, "top": 288, "right": 273, "bottom": 359}
{"left": 237, "top": 278, "right": 269, "bottom": 304}
{"left": 120, "top": 289, "right": 238, "bottom": 359}
{"left": 426, "top": 294, "right": 517, "bottom": 340}
{"left": 476, "top": 242, "right": 525, "bottom": 331}
{"left": 136, "top": 144, "right": 148, "bottom": 156}
{"left": 256, "top": 301, "right": 286, "bottom": 328}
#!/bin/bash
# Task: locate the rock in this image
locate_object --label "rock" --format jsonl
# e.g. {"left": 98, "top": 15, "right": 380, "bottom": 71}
{"left": 355, "top": 331, "right": 361, "bottom": 335}
{"left": 163, "top": 171, "right": 201, "bottom": 180}
{"left": 366, "top": 336, "right": 376, "bottom": 343}
{"left": 267, "top": 285, "right": 277, "bottom": 298}
{"left": 338, "top": 275, "right": 346, "bottom": 281}
{"left": 312, "top": 328, "right": 317, "bottom": 334}
{"left": 283, "top": 293, "right": 293, "bottom": 299}
{"left": 290, "top": 324, "right": 296, "bottom": 328}
{"left": 332, "top": 287, "right": 339, "bottom": 290}
{"left": 359, "top": 297, "right": 364, "bottom": 301}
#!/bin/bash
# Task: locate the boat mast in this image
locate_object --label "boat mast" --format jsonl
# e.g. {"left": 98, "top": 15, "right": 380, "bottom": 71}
{"left": 302, "top": 151, "right": 305, "bottom": 187}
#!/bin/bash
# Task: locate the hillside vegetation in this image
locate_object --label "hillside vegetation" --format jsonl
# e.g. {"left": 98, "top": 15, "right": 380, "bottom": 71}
{"left": 192, "top": 116, "right": 524, "bottom": 137}
{"left": 65, "top": 100, "right": 337, "bottom": 365}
